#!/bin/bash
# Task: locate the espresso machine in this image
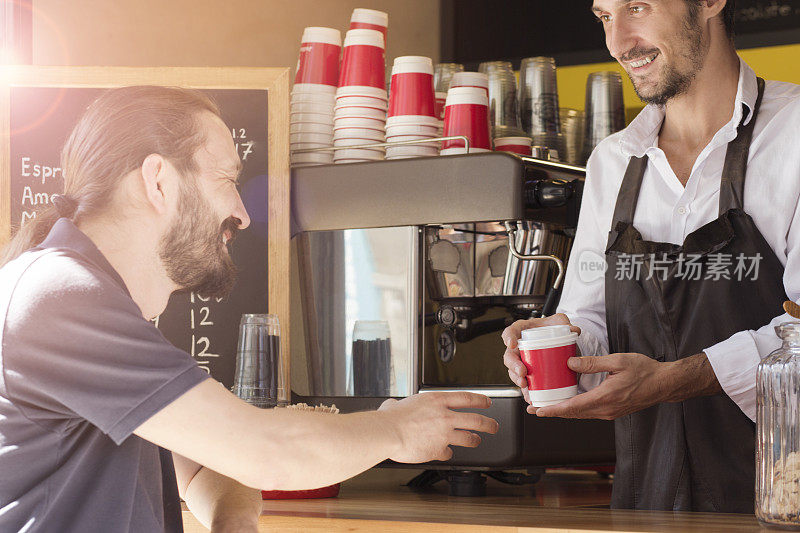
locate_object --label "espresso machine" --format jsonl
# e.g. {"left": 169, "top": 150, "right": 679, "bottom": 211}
{"left": 290, "top": 152, "right": 615, "bottom": 495}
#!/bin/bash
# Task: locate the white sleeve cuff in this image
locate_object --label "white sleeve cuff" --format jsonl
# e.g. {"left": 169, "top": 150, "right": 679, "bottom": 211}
{"left": 704, "top": 332, "right": 763, "bottom": 422}
{"left": 569, "top": 316, "right": 609, "bottom": 392}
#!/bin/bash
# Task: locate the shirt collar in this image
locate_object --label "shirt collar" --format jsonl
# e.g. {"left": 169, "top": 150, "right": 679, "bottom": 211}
{"left": 619, "top": 56, "right": 758, "bottom": 158}
{"left": 38, "top": 218, "right": 132, "bottom": 297}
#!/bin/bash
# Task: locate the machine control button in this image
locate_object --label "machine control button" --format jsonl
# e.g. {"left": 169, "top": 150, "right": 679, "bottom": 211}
{"left": 436, "top": 305, "right": 458, "bottom": 328}
{"left": 437, "top": 330, "right": 456, "bottom": 363}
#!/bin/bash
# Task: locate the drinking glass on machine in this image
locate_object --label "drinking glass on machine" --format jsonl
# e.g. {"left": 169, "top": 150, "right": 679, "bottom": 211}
{"left": 518, "top": 57, "right": 564, "bottom": 160}
{"left": 440, "top": 86, "right": 491, "bottom": 155}
{"left": 231, "top": 314, "right": 285, "bottom": 408}
{"left": 559, "top": 108, "right": 585, "bottom": 166}
{"left": 583, "top": 71, "right": 625, "bottom": 165}
{"left": 479, "top": 60, "right": 525, "bottom": 139}
{"left": 351, "top": 320, "right": 392, "bottom": 397}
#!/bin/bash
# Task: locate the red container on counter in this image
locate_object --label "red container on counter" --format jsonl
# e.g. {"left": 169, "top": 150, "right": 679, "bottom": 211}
{"left": 262, "top": 483, "right": 341, "bottom": 500}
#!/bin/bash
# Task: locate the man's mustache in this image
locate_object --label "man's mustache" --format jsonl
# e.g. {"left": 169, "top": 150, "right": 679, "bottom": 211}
{"left": 220, "top": 217, "right": 240, "bottom": 244}
{"left": 620, "top": 47, "right": 660, "bottom": 63}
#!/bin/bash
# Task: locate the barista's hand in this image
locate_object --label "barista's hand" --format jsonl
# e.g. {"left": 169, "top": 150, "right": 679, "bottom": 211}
{"left": 532, "top": 351, "right": 723, "bottom": 419}
{"left": 501, "top": 313, "right": 581, "bottom": 404}
{"left": 531, "top": 353, "right": 666, "bottom": 419}
{"left": 378, "top": 392, "right": 499, "bottom": 463}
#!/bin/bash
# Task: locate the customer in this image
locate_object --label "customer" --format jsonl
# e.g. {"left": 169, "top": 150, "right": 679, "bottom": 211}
{"left": 0, "top": 85, "right": 498, "bottom": 532}
{"left": 503, "top": 0, "right": 800, "bottom": 512}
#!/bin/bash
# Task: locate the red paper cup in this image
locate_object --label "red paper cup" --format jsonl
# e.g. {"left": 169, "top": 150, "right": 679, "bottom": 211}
{"left": 439, "top": 147, "right": 491, "bottom": 156}
{"left": 334, "top": 138, "right": 385, "bottom": 150}
{"left": 386, "top": 123, "right": 438, "bottom": 136}
{"left": 336, "top": 95, "right": 388, "bottom": 110}
{"left": 334, "top": 116, "right": 385, "bottom": 130}
{"left": 294, "top": 27, "right": 341, "bottom": 87}
{"left": 441, "top": 86, "right": 491, "bottom": 151}
{"left": 434, "top": 91, "right": 447, "bottom": 121}
{"left": 349, "top": 8, "right": 388, "bottom": 40}
{"left": 517, "top": 325, "right": 579, "bottom": 407}
{"left": 389, "top": 56, "right": 435, "bottom": 118}
{"left": 292, "top": 101, "right": 334, "bottom": 115}
{"left": 290, "top": 122, "right": 334, "bottom": 135}
{"left": 334, "top": 128, "right": 385, "bottom": 141}
{"left": 494, "top": 136, "right": 533, "bottom": 156}
{"left": 386, "top": 145, "right": 438, "bottom": 158}
{"left": 334, "top": 105, "right": 387, "bottom": 120}
{"left": 449, "top": 71, "right": 489, "bottom": 98}
{"left": 292, "top": 83, "right": 337, "bottom": 96}
{"left": 339, "top": 29, "right": 386, "bottom": 89}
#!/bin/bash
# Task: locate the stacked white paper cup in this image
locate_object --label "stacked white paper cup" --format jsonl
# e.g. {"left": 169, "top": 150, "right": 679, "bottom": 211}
{"left": 334, "top": 28, "right": 387, "bottom": 163}
{"left": 291, "top": 27, "right": 341, "bottom": 167}
{"left": 385, "top": 56, "right": 438, "bottom": 160}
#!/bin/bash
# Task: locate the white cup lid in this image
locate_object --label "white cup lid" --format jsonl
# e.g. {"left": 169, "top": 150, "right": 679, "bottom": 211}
{"left": 351, "top": 8, "right": 389, "bottom": 27}
{"left": 518, "top": 325, "right": 578, "bottom": 350}
{"left": 344, "top": 28, "right": 385, "bottom": 48}
{"left": 450, "top": 71, "right": 489, "bottom": 89}
{"left": 301, "top": 27, "right": 342, "bottom": 47}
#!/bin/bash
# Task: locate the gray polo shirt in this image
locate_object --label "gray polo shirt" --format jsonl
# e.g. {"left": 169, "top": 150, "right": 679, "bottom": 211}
{"left": 0, "top": 219, "right": 211, "bottom": 532}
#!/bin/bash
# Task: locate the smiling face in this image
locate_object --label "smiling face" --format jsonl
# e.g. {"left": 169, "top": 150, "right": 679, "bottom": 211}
{"left": 159, "top": 111, "right": 251, "bottom": 299}
{"left": 593, "top": 0, "right": 709, "bottom": 106}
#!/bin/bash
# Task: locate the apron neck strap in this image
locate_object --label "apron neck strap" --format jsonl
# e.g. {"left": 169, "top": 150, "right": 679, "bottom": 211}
{"left": 718, "top": 76, "right": 765, "bottom": 214}
{"left": 610, "top": 76, "right": 766, "bottom": 227}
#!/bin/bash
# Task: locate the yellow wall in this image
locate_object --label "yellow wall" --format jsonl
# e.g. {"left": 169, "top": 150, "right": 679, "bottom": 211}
{"left": 556, "top": 43, "right": 800, "bottom": 117}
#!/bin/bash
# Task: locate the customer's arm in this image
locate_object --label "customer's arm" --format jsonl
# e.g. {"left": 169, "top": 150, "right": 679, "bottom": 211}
{"left": 135, "top": 381, "right": 497, "bottom": 491}
{"left": 174, "top": 453, "right": 261, "bottom": 532}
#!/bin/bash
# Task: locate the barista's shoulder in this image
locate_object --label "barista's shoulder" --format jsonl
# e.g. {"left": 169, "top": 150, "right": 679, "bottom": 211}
{"left": 586, "top": 129, "right": 628, "bottom": 168}
{"left": 763, "top": 79, "right": 800, "bottom": 111}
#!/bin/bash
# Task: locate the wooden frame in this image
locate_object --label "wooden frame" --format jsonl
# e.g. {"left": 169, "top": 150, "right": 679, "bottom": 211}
{"left": 0, "top": 66, "right": 291, "bottom": 368}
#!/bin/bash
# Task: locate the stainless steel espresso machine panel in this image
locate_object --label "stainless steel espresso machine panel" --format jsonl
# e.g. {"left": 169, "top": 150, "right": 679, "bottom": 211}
{"left": 291, "top": 152, "right": 615, "bottom": 471}
{"left": 293, "top": 227, "right": 417, "bottom": 398}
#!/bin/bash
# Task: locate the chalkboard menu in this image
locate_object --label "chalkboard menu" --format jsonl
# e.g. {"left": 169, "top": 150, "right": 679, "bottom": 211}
{"left": 1, "top": 67, "right": 291, "bottom": 391}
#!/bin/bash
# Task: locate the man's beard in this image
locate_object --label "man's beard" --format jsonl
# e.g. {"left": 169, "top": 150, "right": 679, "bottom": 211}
{"left": 159, "top": 181, "right": 239, "bottom": 299}
{"left": 628, "top": 10, "right": 707, "bottom": 106}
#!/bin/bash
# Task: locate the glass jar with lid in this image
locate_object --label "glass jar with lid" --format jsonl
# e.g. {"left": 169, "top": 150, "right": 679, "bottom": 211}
{"left": 756, "top": 322, "right": 800, "bottom": 528}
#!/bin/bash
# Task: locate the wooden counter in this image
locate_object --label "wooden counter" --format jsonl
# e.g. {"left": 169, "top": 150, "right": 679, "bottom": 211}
{"left": 182, "top": 468, "right": 764, "bottom": 532}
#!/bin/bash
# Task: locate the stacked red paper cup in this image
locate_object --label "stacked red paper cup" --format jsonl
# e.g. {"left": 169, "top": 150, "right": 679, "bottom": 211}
{"left": 291, "top": 27, "right": 341, "bottom": 167}
{"left": 385, "top": 56, "right": 439, "bottom": 160}
{"left": 494, "top": 136, "right": 533, "bottom": 156}
{"left": 440, "top": 86, "right": 492, "bottom": 155}
{"left": 449, "top": 71, "right": 489, "bottom": 97}
{"left": 334, "top": 28, "right": 387, "bottom": 163}
{"left": 349, "top": 8, "right": 388, "bottom": 39}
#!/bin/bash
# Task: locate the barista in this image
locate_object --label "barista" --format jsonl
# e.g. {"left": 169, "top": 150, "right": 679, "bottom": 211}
{"left": 503, "top": 0, "right": 800, "bottom": 512}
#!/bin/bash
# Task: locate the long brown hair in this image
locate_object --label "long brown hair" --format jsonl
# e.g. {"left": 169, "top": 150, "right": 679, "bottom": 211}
{"left": 0, "top": 85, "right": 220, "bottom": 267}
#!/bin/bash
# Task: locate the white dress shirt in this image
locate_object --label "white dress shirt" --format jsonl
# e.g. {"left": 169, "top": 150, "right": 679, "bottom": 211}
{"left": 557, "top": 57, "right": 800, "bottom": 421}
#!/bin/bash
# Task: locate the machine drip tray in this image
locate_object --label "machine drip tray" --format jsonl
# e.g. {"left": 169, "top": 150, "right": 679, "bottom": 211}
{"left": 292, "top": 391, "right": 615, "bottom": 470}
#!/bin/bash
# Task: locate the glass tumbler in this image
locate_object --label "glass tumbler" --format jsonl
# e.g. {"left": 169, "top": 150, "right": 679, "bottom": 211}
{"left": 351, "top": 320, "right": 392, "bottom": 397}
{"left": 757, "top": 321, "right": 800, "bottom": 528}
{"left": 231, "top": 314, "right": 286, "bottom": 408}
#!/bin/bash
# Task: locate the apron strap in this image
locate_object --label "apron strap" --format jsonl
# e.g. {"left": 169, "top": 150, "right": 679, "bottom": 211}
{"left": 611, "top": 155, "right": 649, "bottom": 226}
{"left": 718, "top": 77, "right": 766, "bottom": 214}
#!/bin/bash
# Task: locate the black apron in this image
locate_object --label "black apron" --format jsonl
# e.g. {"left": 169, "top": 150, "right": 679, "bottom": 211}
{"left": 604, "top": 77, "right": 786, "bottom": 512}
